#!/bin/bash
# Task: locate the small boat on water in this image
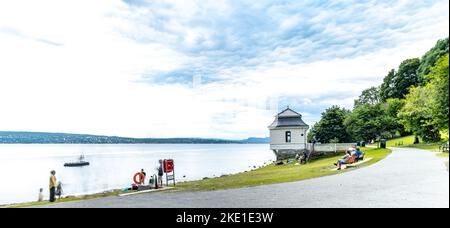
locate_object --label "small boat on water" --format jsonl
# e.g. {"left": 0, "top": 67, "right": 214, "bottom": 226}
{"left": 64, "top": 155, "right": 90, "bottom": 167}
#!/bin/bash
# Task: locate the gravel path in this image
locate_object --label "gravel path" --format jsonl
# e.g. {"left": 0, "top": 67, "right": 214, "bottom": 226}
{"left": 33, "top": 147, "right": 449, "bottom": 208}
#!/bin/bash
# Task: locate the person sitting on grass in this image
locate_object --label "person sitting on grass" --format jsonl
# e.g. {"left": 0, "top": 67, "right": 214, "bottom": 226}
{"left": 38, "top": 188, "right": 44, "bottom": 202}
{"left": 56, "top": 182, "right": 63, "bottom": 199}
{"left": 334, "top": 150, "right": 353, "bottom": 170}
{"left": 295, "top": 152, "right": 308, "bottom": 164}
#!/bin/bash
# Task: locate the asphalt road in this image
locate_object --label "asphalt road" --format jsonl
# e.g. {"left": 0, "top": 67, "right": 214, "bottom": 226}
{"left": 33, "top": 147, "right": 449, "bottom": 208}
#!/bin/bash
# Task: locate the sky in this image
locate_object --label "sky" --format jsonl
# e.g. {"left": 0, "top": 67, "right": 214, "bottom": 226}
{"left": 0, "top": 0, "right": 448, "bottom": 139}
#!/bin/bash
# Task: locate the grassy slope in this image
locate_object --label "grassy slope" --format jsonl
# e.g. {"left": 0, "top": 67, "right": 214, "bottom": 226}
{"left": 437, "top": 153, "right": 449, "bottom": 157}
{"left": 380, "top": 135, "right": 449, "bottom": 157}
{"left": 385, "top": 135, "right": 416, "bottom": 147}
{"left": 176, "top": 147, "right": 391, "bottom": 192}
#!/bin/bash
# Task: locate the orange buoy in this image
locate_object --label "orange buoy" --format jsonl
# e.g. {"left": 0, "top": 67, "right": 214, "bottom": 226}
{"left": 133, "top": 172, "right": 145, "bottom": 185}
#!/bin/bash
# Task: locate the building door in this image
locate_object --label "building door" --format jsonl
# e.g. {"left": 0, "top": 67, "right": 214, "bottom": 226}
{"left": 285, "top": 131, "right": 292, "bottom": 143}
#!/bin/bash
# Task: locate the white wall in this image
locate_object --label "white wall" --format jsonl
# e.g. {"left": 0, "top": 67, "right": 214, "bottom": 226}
{"left": 270, "top": 127, "right": 308, "bottom": 150}
{"left": 309, "top": 143, "right": 356, "bottom": 153}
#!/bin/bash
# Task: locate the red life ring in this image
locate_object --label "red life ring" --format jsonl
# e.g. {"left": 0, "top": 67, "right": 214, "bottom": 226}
{"left": 164, "top": 159, "right": 174, "bottom": 173}
{"left": 133, "top": 172, "right": 145, "bottom": 185}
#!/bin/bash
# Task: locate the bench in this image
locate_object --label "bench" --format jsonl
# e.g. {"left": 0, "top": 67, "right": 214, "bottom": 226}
{"left": 346, "top": 158, "right": 373, "bottom": 167}
{"left": 440, "top": 142, "right": 449, "bottom": 152}
{"left": 331, "top": 158, "right": 373, "bottom": 171}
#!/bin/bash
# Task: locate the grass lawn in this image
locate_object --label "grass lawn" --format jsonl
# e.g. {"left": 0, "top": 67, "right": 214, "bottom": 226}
{"left": 369, "top": 135, "right": 449, "bottom": 160}
{"left": 437, "top": 152, "right": 449, "bottom": 157}
{"left": 176, "top": 147, "right": 391, "bottom": 192}
{"left": 407, "top": 143, "right": 441, "bottom": 151}
{"left": 385, "top": 136, "right": 416, "bottom": 147}
{"left": 379, "top": 135, "right": 448, "bottom": 152}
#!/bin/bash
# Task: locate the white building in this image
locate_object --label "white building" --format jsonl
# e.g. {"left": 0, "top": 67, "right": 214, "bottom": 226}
{"left": 268, "top": 107, "right": 309, "bottom": 160}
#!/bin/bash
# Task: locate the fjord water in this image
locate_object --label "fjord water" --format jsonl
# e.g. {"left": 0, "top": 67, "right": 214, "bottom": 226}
{"left": 0, "top": 144, "right": 274, "bottom": 205}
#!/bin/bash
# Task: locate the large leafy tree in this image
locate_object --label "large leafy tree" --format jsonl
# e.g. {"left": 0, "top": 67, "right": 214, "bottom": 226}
{"left": 309, "top": 106, "right": 351, "bottom": 143}
{"left": 307, "top": 124, "right": 317, "bottom": 143}
{"left": 397, "top": 53, "right": 448, "bottom": 143}
{"left": 398, "top": 86, "right": 441, "bottom": 142}
{"left": 384, "top": 98, "right": 409, "bottom": 136}
{"left": 380, "top": 69, "right": 396, "bottom": 101}
{"left": 354, "top": 86, "right": 381, "bottom": 108}
{"left": 417, "top": 37, "right": 449, "bottom": 84}
{"left": 425, "top": 54, "right": 449, "bottom": 131}
{"left": 380, "top": 59, "right": 421, "bottom": 100}
{"left": 344, "top": 104, "right": 397, "bottom": 142}
{"left": 393, "top": 58, "right": 421, "bottom": 98}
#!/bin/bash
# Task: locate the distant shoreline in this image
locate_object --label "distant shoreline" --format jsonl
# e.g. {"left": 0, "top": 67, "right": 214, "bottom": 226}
{"left": 0, "top": 142, "right": 269, "bottom": 145}
{"left": 0, "top": 131, "right": 270, "bottom": 144}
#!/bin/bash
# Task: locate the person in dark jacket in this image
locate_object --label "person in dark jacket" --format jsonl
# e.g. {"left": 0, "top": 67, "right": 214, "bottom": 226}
{"left": 158, "top": 160, "right": 164, "bottom": 187}
{"left": 140, "top": 169, "right": 147, "bottom": 185}
{"left": 354, "top": 147, "right": 365, "bottom": 161}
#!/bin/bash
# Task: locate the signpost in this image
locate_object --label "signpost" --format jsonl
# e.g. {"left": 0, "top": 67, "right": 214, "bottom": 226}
{"left": 164, "top": 159, "right": 176, "bottom": 186}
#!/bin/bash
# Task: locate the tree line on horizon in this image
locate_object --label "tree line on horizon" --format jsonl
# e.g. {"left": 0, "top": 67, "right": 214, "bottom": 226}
{"left": 0, "top": 131, "right": 270, "bottom": 144}
{"left": 308, "top": 37, "right": 449, "bottom": 144}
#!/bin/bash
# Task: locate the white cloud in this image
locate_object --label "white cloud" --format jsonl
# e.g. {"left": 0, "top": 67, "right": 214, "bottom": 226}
{"left": 0, "top": 0, "right": 448, "bottom": 139}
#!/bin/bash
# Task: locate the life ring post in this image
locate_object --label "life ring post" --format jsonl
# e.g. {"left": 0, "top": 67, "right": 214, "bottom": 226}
{"left": 133, "top": 172, "right": 145, "bottom": 185}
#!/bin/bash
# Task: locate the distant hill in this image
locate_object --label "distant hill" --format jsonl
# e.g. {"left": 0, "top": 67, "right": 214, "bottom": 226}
{"left": 0, "top": 131, "right": 269, "bottom": 144}
{"left": 238, "top": 137, "right": 270, "bottom": 143}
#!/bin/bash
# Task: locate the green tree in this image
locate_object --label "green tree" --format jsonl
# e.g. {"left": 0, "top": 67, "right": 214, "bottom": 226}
{"left": 394, "top": 58, "right": 421, "bottom": 98}
{"left": 418, "top": 37, "right": 449, "bottom": 84}
{"left": 344, "top": 104, "right": 397, "bottom": 142}
{"left": 384, "top": 98, "right": 409, "bottom": 136}
{"left": 398, "top": 86, "right": 441, "bottom": 142}
{"left": 380, "top": 69, "right": 396, "bottom": 101}
{"left": 309, "top": 106, "right": 351, "bottom": 143}
{"left": 380, "top": 59, "right": 421, "bottom": 100}
{"left": 307, "top": 124, "right": 317, "bottom": 143}
{"left": 354, "top": 86, "right": 381, "bottom": 108}
{"left": 426, "top": 54, "right": 449, "bottom": 131}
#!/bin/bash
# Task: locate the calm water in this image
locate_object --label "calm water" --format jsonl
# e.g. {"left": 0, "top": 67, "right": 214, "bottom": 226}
{"left": 0, "top": 144, "right": 274, "bottom": 204}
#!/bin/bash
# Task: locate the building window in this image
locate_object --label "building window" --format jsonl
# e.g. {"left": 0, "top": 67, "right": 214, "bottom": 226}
{"left": 301, "top": 134, "right": 304, "bottom": 136}
{"left": 286, "top": 131, "right": 292, "bottom": 143}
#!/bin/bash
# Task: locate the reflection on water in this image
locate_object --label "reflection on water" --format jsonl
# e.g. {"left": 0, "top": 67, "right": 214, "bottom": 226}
{"left": 0, "top": 144, "right": 274, "bottom": 204}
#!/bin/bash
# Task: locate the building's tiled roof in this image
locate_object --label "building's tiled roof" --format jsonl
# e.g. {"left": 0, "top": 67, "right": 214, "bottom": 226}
{"left": 277, "top": 108, "right": 301, "bottom": 118}
{"left": 269, "top": 108, "right": 309, "bottom": 128}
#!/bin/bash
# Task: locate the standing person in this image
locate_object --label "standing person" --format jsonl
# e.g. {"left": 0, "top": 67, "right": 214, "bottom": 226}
{"left": 158, "top": 160, "right": 164, "bottom": 187}
{"left": 140, "top": 169, "right": 147, "bottom": 185}
{"left": 38, "top": 188, "right": 44, "bottom": 202}
{"left": 49, "top": 170, "right": 57, "bottom": 202}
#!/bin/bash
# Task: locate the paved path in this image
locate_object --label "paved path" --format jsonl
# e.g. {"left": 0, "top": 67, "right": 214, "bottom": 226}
{"left": 34, "top": 148, "right": 449, "bottom": 208}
